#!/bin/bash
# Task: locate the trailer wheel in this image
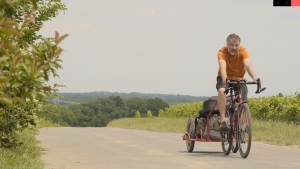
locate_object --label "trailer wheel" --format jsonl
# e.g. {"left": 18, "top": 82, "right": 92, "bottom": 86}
{"left": 186, "top": 118, "right": 196, "bottom": 152}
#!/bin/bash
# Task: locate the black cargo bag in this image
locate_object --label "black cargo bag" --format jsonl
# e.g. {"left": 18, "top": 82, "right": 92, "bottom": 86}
{"left": 198, "top": 99, "right": 220, "bottom": 118}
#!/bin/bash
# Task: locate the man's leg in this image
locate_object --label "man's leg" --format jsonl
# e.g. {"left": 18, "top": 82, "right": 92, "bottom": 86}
{"left": 216, "top": 76, "right": 228, "bottom": 131}
{"left": 217, "top": 88, "right": 227, "bottom": 122}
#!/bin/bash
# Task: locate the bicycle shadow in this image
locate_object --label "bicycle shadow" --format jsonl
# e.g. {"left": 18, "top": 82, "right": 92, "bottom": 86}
{"left": 178, "top": 150, "right": 241, "bottom": 159}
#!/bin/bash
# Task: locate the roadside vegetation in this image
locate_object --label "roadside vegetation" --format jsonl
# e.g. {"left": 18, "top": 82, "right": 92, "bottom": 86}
{"left": 3, "top": 92, "right": 299, "bottom": 169}
{"left": 0, "top": 0, "right": 67, "bottom": 168}
{"left": 159, "top": 93, "right": 300, "bottom": 124}
{"left": 38, "top": 92, "right": 300, "bottom": 149}
{"left": 0, "top": 118, "right": 59, "bottom": 169}
{"left": 0, "top": 129, "right": 44, "bottom": 169}
{"left": 108, "top": 93, "right": 300, "bottom": 148}
{"left": 108, "top": 117, "right": 300, "bottom": 148}
{"left": 0, "top": 0, "right": 67, "bottom": 147}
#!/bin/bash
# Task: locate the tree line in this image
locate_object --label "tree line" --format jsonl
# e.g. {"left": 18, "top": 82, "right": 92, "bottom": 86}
{"left": 39, "top": 96, "right": 170, "bottom": 127}
{"left": 54, "top": 91, "right": 208, "bottom": 105}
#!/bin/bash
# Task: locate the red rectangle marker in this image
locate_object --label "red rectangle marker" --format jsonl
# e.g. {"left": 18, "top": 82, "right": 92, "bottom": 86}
{"left": 292, "top": 0, "right": 300, "bottom": 6}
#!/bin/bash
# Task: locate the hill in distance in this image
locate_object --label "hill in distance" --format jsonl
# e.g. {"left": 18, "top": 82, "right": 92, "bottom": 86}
{"left": 52, "top": 91, "right": 209, "bottom": 105}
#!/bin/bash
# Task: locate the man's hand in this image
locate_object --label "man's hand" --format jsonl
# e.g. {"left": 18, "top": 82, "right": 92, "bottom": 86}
{"left": 253, "top": 78, "right": 261, "bottom": 84}
{"left": 222, "top": 77, "right": 229, "bottom": 85}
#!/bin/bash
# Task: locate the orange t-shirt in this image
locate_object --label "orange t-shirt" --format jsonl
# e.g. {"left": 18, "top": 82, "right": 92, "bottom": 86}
{"left": 217, "top": 45, "right": 249, "bottom": 80}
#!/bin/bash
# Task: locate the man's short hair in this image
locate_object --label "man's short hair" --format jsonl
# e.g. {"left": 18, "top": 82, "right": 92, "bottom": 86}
{"left": 226, "top": 33, "right": 241, "bottom": 44}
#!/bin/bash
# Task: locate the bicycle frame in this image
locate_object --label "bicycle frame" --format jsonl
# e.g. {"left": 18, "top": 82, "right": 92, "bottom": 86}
{"left": 224, "top": 78, "right": 266, "bottom": 144}
{"left": 225, "top": 85, "right": 244, "bottom": 143}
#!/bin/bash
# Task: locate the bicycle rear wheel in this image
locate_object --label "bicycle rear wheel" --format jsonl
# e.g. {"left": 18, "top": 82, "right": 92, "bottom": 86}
{"left": 221, "top": 112, "right": 232, "bottom": 155}
{"left": 221, "top": 130, "right": 232, "bottom": 155}
{"left": 238, "top": 103, "right": 252, "bottom": 158}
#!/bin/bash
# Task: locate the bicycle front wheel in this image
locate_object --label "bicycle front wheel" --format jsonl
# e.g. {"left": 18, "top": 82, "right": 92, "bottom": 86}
{"left": 238, "top": 103, "right": 252, "bottom": 158}
{"left": 231, "top": 110, "right": 239, "bottom": 153}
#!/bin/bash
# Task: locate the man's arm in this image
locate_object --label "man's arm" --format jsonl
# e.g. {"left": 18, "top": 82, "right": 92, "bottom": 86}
{"left": 243, "top": 58, "right": 257, "bottom": 82}
{"left": 218, "top": 60, "right": 227, "bottom": 84}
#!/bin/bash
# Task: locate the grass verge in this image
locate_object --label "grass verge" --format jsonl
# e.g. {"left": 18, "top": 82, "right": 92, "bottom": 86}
{"left": 0, "top": 118, "right": 60, "bottom": 169}
{"left": 36, "top": 117, "right": 61, "bottom": 128}
{"left": 108, "top": 117, "right": 300, "bottom": 148}
{"left": 108, "top": 117, "right": 188, "bottom": 133}
{"left": 252, "top": 119, "right": 300, "bottom": 147}
{"left": 0, "top": 129, "right": 44, "bottom": 169}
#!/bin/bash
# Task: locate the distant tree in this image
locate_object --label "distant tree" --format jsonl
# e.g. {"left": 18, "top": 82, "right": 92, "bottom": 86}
{"left": 111, "top": 107, "right": 123, "bottom": 119}
{"left": 58, "top": 107, "right": 76, "bottom": 126}
{"left": 99, "top": 99, "right": 116, "bottom": 114}
{"left": 58, "top": 92, "right": 208, "bottom": 105}
{"left": 66, "top": 96, "right": 129, "bottom": 127}
{"left": 278, "top": 93, "right": 283, "bottom": 97}
{"left": 68, "top": 104, "right": 93, "bottom": 127}
{"left": 135, "top": 111, "right": 141, "bottom": 118}
{"left": 40, "top": 105, "right": 76, "bottom": 126}
{"left": 147, "top": 98, "right": 169, "bottom": 116}
{"left": 97, "top": 112, "right": 110, "bottom": 127}
{"left": 98, "top": 96, "right": 127, "bottom": 119}
{"left": 126, "top": 97, "right": 148, "bottom": 116}
{"left": 147, "top": 110, "right": 152, "bottom": 117}
{"left": 158, "top": 109, "right": 164, "bottom": 117}
{"left": 109, "top": 96, "right": 126, "bottom": 109}
{"left": 88, "top": 99, "right": 101, "bottom": 113}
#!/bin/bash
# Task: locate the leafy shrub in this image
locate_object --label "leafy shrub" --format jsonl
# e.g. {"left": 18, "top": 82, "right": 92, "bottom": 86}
{"left": 0, "top": 0, "right": 67, "bottom": 147}
{"left": 147, "top": 110, "right": 152, "bottom": 117}
{"left": 158, "top": 92, "right": 300, "bottom": 123}
{"left": 159, "top": 102, "right": 203, "bottom": 117}
{"left": 248, "top": 93, "right": 300, "bottom": 123}
{"left": 135, "top": 111, "right": 141, "bottom": 118}
{"left": 0, "top": 97, "right": 41, "bottom": 147}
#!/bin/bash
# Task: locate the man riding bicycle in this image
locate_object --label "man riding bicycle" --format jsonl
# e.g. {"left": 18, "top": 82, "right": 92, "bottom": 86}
{"left": 216, "top": 33, "right": 258, "bottom": 132}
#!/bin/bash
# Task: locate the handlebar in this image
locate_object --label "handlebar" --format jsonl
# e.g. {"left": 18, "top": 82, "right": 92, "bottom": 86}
{"left": 224, "top": 78, "right": 266, "bottom": 94}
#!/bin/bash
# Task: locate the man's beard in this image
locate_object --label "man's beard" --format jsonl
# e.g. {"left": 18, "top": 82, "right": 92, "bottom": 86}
{"left": 228, "top": 49, "right": 237, "bottom": 56}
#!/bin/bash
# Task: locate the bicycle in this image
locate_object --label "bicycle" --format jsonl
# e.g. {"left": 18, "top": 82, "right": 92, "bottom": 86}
{"left": 183, "top": 78, "right": 266, "bottom": 159}
{"left": 221, "top": 78, "right": 266, "bottom": 158}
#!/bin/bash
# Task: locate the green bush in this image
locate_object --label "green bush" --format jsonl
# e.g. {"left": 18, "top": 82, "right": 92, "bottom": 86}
{"left": 159, "top": 102, "right": 203, "bottom": 117}
{"left": 147, "top": 110, "right": 152, "bottom": 117}
{"left": 248, "top": 93, "right": 300, "bottom": 123}
{"left": 134, "top": 111, "right": 141, "bottom": 118}
{"left": 0, "top": 97, "right": 41, "bottom": 148}
{"left": 158, "top": 93, "right": 300, "bottom": 123}
{"left": 0, "top": 0, "right": 67, "bottom": 147}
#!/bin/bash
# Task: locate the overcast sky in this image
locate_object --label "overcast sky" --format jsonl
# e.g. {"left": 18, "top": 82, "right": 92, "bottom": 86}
{"left": 40, "top": 0, "right": 300, "bottom": 97}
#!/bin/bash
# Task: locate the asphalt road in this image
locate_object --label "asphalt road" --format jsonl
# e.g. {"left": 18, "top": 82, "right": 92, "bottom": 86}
{"left": 36, "top": 127, "right": 300, "bottom": 169}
